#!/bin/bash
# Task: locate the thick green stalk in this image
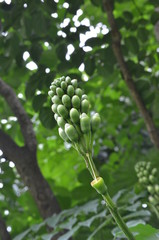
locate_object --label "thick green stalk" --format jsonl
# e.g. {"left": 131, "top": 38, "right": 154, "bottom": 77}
{"left": 91, "top": 177, "right": 135, "bottom": 240}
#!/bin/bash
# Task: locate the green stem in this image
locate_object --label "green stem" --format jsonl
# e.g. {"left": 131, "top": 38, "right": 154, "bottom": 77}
{"left": 86, "top": 152, "right": 99, "bottom": 179}
{"left": 91, "top": 177, "right": 135, "bottom": 240}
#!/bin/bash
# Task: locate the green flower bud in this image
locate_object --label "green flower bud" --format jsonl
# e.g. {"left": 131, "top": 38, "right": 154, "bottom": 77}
{"left": 65, "top": 123, "right": 79, "bottom": 142}
{"left": 152, "top": 168, "right": 157, "bottom": 175}
{"left": 81, "top": 99, "right": 89, "bottom": 113}
{"left": 91, "top": 113, "right": 101, "bottom": 132}
{"left": 50, "top": 85, "right": 56, "bottom": 92}
{"left": 62, "top": 94, "right": 71, "bottom": 108}
{"left": 146, "top": 162, "right": 151, "bottom": 170}
{"left": 57, "top": 117, "right": 66, "bottom": 129}
{"left": 67, "top": 85, "right": 74, "bottom": 97}
{"left": 142, "top": 177, "right": 148, "bottom": 184}
{"left": 61, "top": 81, "right": 67, "bottom": 90}
{"left": 70, "top": 108, "right": 80, "bottom": 123}
{"left": 65, "top": 76, "right": 71, "bottom": 84}
{"left": 75, "top": 88, "right": 83, "bottom": 98}
{"left": 72, "top": 95, "right": 80, "bottom": 109}
{"left": 51, "top": 104, "right": 58, "bottom": 113}
{"left": 149, "top": 196, "right": 157, "bottom": 205}
{"left": 154, "top": 185, "right": 159, "bottom": 194}
{"left": 60, "top": 76, "right": 65, "bottom": 81}
{"left": 154, "top": 194, "right": 159, "bottom": 201}
{"left": 52, "top": 95, "right": 61, "bottom": 104}
{"left": 54, "top": 113, "right": 59, "bottom": 121}
{"left": 48, "top": 90, "right": 54, "bottom": 97}
{"left": 57, "top": 105, "right": 68, "bottom": 119}
{"left": 58, "top": 128, "right": 69, "bottom": 142}
{"left": 82, "top": 94, "right": 88, "bottom": 100}
{"left": 147, "top": 185, "right": 154, "bottom": 194}
{"left": 54, "top": 79, "right": 61, "bottom": 87}
{"left": 149, "top": 175, "right": 155, "bottom": 183}
{"left": 80, "top": 113, "right": 91, "bottom": 133}
{"left": 56, "top": 87, "right": 64, "bottom": 97}
{"left": 143, "top": 170, "right": 148, "bottom": 176}
{"left": 137, "top": 172, "right": 143, "bottom": 178}
{"left": 71, "top": 79, "right": 78, "bottom": 88}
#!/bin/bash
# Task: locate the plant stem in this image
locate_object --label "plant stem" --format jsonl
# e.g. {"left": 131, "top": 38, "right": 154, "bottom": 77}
{"left": 102, "top": 192, "right": 135, "bottom": 240}
{"left": 86, "top": 153, "right": 99, "bottom": 179}
{"left": 91, "top": 177, "right": 135, "bottom": 240}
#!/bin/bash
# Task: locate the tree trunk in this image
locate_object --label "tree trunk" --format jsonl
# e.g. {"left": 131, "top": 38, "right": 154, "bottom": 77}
{"left": 0, "top": 214, "right": 11, "bottom": 240}
{"left": 15, "top": 147, "right": 61, "bottom": 219}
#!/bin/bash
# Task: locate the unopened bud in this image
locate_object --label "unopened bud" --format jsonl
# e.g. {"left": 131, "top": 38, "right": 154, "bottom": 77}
{"left": 58, "top": 128, "right": 69, "bottom": 142}
{"left": 51, "top": 104, "right": 58, "bottom": 113}
{"left": 80, "top": 113, "right": 91, "bottom": 133}
{"left": 52, "top": 95, "right": 61, "bottom": 104}
{"left": 65, "top": 76, "right": 71, "bottom": 84}
{"left": 81, "top": 99, "right": 89, "bottom": 113}
{"left": 147, "top": 186, "right": 154, "bottom": 194}
{"left": 155, "top": 185, "right": 159, "bottom": 194}
{"left": 152, "top": 168, "right": 157, "bottom": 176}
{"left": 54, "top": 113, "right": 59, "bottom": 121}
{"left": 67, "top": 85, "right": 75, "bottom": 97}
{"left": 57, "top": 105, "right": 68, "bottom": 119}
{"left": 65, "top": 124, "right": 79, "bottom": 142}
{"left": 75, "top": 88, "right": 83, "bottom": 98}
{"left": 72, "top": 95, "right": 80, "bottom": 109}
{"left": 149, "top": 175, "right": 155, "bottom": 183}
{"left": 91, "top": 113, "right": 101, "bottom": 132}
{"left": 56, "top": 87, "right": 64, "bottom": 97}
{"left": 71, "top": 79, "right": 78, "bottom": 88}
{"left": 48, "top": 90, "right": 54, "bottom": 97}
{"left": 57, "top": 117, "right": 66, "bottom": 129}
{"left": 62, "top": 95, "right": 71, "bottom": 108}
{"left": 61, "top": 81, "right": 67, "bottom": 90}
{"left": 70, "top": 108, "right": 80, "bottom": 123}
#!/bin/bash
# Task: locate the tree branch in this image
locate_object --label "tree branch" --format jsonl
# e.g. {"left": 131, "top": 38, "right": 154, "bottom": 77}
{"left": 0, "top": 213, "right": 11, "bottom": 240}
{"left": 0, "top": 129, "right": 21, "bottom": 162}
{"left": 103, "top": 0, "right": 159, "bottom": 148}
{"left": 0, "top": 78, "right": 37, "bottom": 152}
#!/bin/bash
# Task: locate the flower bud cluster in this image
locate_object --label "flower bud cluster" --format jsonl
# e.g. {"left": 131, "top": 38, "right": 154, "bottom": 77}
{"left": 48, "top": 76, "right": 101, "bottom": 153}
{"left": 135, "top": 161, "right": 159, "bottom": 210}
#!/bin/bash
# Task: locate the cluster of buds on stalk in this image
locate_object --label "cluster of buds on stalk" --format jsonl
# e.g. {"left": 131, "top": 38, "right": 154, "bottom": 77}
{"left": 48, "top": 76, "right": 101, "bottom": 179}
{"left": 135, "top": 161, "right": 159, "bottom": 212}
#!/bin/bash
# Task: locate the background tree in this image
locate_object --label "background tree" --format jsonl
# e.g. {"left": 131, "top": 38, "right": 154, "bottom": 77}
{"left": 0, "top": 0, "right": 159, "bottom": 239}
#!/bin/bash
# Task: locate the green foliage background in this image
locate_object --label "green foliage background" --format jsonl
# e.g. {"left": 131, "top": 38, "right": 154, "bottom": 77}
{"left": 0, "top": 0, "right": 159, "bottom": 239}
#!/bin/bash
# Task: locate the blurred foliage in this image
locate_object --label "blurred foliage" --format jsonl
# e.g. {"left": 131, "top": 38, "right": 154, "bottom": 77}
{"left": 0, "top": 0, "right": 159, "bottom": 239}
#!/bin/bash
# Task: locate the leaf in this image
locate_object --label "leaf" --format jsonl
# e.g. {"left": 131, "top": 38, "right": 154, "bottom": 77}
{"left": 58, "top": 226, "right": 80, "bottom": 240}
{"left": 32, "top": 94, "right": 47, "bottom": 112}
{"left": 13, "top": 229, "right": 30, "bottom": 240}
{"left": 124, "top": 210, "right": 151, "bottom": 220}
{"left": 59, "top": 216, "right": 77, "bottom": 230}
{"left": 132, "top": 223, "right": 159, "bottom": 240}
{"left": 78, "top": 210, "right": 106, "bottom": 228}
{"left": 112, "top": 220, "right": 145, "bottom": 239}
{"left": 30, "top": 43, "right": 43, "bottom": 62}
{"left": 40, "top": 48, "right": 57, "bottom": 68}
{"left": 39, "top": 107, "right": 56, "bottom": 129}
{"left": 31, "top": 222, "right": 45, "bottom": 232}
{"left": 124, "top": 36, "right": 139, "bottom": 55}
{"left": 84, "top": 55, "right": 95, "bottom": 76}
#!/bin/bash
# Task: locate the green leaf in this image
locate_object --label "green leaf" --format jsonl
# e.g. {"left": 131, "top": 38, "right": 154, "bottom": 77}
{"left": 39, "top": 107, "right": 56, "bottom": 129}
{"left": 125, "top": 36, "right": 139, "bottom": 55}
{"left": 84, "top": 55, "right": 95, "bottom": 75}
{"left": 40, "top": 48, "right": 57, "bottom": 68}
{"left": 32, "top": 94, "right": 47, "bottom": 112}
{"left": 13, "top": 229, "right": 30, "bottom": 240}
{"left": 132, "top": 223, "right": 159, "bottom": 240}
